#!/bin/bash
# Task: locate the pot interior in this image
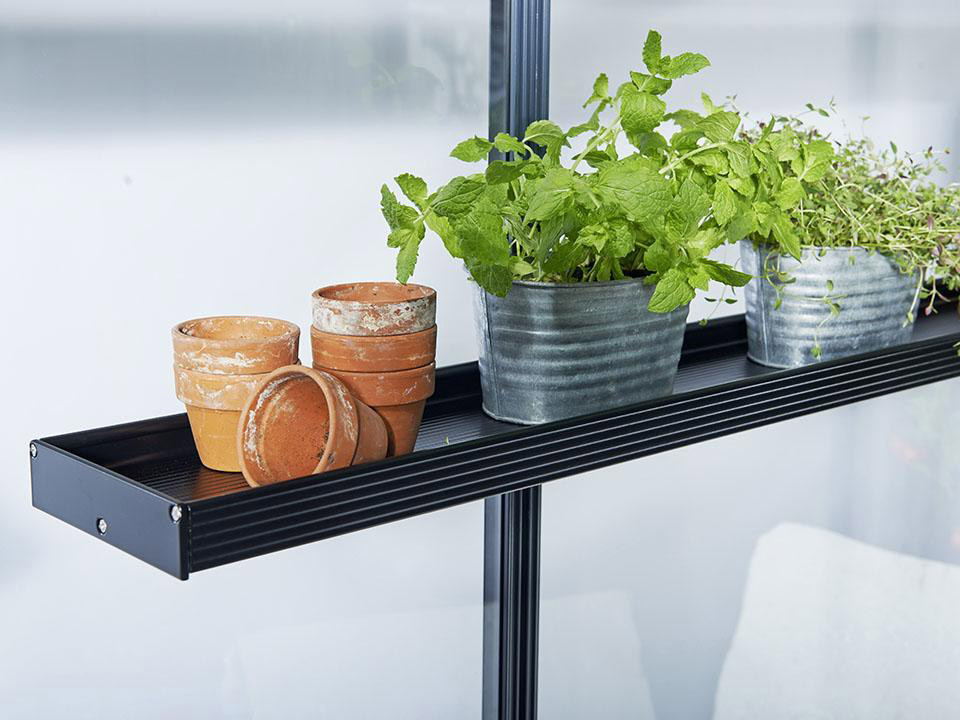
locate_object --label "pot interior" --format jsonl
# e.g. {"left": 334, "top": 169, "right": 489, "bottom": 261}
{"left": 316, "top": 282, "right": 434, "bottom": 304}
{"left": 179, "top": 316, "right": 296, "bottom": 342}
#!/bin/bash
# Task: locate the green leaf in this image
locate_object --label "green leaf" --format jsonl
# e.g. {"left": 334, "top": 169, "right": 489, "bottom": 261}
{"left": 381, "top": 185, "right": 419, "bottom": 230}
{"left": 523, "top": 120, "right": 567, "bottom": 163}
{"left": 628, "top": 131, "right": 668, "bottom": 157}
{"left": 644, "top": 240, "right": 677, "bottom": 273}
{"left": 776, "top": 176, "right": 805, "bottom": 210}
{"left": 798, "top": 139, "right": 834, "bottom": 182}
{"left": 697, "top": 111, "right": 740, "bottom": 143}
{"left": 394, "top": 173, "right": 428, "bottom": 211}
{"left": 753, "top": 201, "right": 777, "bottom": 236}
{"left": 686, "top": 264, "right": 711, "bottom": 291}
{"left": 727, "top": 176, "right": 755, "bottom": 197}
{"left": 629, "top": 71, "right": 672, "bottom": 96}
{"left": 620, "top": 86, "right": 666, "bottom": 136}
{"left": 583, "top": 73, "right": 609, "bottom": 108}
{"left": 713, "top": 180, "right": 738, "bottom": 226}
{"left": 542, "top": 240, "right": 588, "bottom": 276}
{"left": 424, "top": 211, "right": 461, "bottom": 258}
{"left": 772, "top": 213, "right": 803, "bottom": 259}
{"left": 648, "top": 267, "right": 696, "bottom": 312}
{"left": 642, "top": 30, "right": 662, "bottom": 74}
{"left": 701, "top": 92, "right": 720, "bottom": 114}
{"left": 594, "top": 158, "right": 671, "bottom": 223}
{"left": 690, "top": 148, "right": 729, "bottom": 175}
{"left": 492, "top": 133, "right": 528, "bottom": 156}
{"left": 582, "top": 149, "right": 615, "bottom": 169}
{"left": 723, "top": 209, "right": 757, "bottom": 242}
{"left": 724, "top": 142, "right": 753, "bottom": 178}
{"left": 663, "top": 109, "right": 703, "bottom": 129}
{"left": 661, "top": 52, "right": 710, "bottom": 79}
{"left": 485, "top": 160, "right": 526, "bottom": 184}
{"left": 450, "top": 136, "right": 493, "bottom": 162}
{"left": 686, "top": 228, "right": 724, "bottom": 259}
{"left": 392, "top": 222, "right": 425, "bottom": 283}
{"left": 700, "top": 258, "right": 752, "bottom": 286}
{"left": 468, "top": 261, "right": 514, "bottom": 297}
{"left": 524, "top": 168, "right": 575, "bottom": 222}
{"left": 431, "top": 176, "right": 485, "bottom": 217}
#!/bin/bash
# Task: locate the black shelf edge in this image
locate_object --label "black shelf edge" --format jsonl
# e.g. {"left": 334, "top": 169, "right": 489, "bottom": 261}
{"left": 30, "top": 310, "right": 960, "bottom": 579}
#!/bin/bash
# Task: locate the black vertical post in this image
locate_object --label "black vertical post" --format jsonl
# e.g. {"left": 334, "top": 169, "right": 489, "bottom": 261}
{"left": 483, "top": 2, "right": 549, "bottom": 719}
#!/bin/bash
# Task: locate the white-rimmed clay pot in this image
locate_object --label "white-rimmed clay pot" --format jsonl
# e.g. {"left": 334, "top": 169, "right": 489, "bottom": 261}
{"left": 311, "top": 282, "right": 436, "bottom": 336}
{"left": 172, "top": 316, "right": 300, "bottom": 472}
{"left": 237, "top": 366, "right": 388, "bottom": 487}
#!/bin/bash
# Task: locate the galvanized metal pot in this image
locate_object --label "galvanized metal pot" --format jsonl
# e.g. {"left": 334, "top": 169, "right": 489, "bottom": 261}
{"left": 740, "top": 240, "right": 920, "bottom": 369}
{"left": 473, "top": 279, "right": 689, "bottom": 425}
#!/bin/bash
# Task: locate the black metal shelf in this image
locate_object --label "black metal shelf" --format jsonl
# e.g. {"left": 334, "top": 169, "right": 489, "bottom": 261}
{"left": 30, "top": 310, "right": 960, "bottom": 579}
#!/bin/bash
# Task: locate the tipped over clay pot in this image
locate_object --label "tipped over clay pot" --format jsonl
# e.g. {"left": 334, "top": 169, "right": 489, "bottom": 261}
{"left": 237, "top": 366, "right": 388, "bottom": 487}
{"left": 317, "top": 363, "right": 436, "bottom": 456}
{"left": 312, "top": 282, "right": 436, "bottom": 336}
{"left": 172, "top": 315, "right": 301, "bottom": 472}
{"left": 310, "top": 324, "right": 437, "bottom": 372}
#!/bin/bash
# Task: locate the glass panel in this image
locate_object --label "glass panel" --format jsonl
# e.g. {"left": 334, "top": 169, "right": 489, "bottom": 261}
{"left": 2, "top": 2, "right": 487, "bottom": 717}
{"left": 540, "top": 378, "right": 960, "bottom": 718}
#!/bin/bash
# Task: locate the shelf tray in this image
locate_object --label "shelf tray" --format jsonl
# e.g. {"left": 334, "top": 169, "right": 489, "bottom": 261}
{"left": 31, "top": 311, "right": 960, "bottom": 579}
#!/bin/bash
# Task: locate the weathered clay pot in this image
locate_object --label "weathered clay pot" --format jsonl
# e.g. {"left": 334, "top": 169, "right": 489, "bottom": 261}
{"left": 173, "top": 316, "right": 299, "bottom": 374}
{"left": 172, "top": 315, "right": 300, "bottom": 471}
{"left": 311, "top": 282, "right": 436, "bottom": 336}
{"left": 310, "top": 324, "right": 437, "bottom": 372}
{"left": 317, "top": 363, "right": 436, "bottom": 456}
{"left": 237, "top": 366, "right": 388, "bottom": 487}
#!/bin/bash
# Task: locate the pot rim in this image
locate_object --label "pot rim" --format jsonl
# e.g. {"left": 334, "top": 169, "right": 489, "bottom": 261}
{"left": 237, "top": 365, "right": 358, "bottom": 486}
{"left": 493, "top": 277, "right": 650, "bottom": 291}
{"left": 173, "top": 315, "right": 300, "bottom": 347}
{"left": 742, "top": 238, "right": 904, "bottom": 259}
{"left": 311, "top": 282, "right": 436, "bottom": 307}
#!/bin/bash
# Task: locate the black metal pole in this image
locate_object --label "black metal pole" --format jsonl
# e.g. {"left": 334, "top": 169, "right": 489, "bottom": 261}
{"left": 483, "top": 2, "right": 549, "bottom": 719}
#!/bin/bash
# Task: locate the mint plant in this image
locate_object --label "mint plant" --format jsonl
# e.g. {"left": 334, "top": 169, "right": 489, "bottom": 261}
{"left": 381, "top": 30, "right": 752, "bottom": 313}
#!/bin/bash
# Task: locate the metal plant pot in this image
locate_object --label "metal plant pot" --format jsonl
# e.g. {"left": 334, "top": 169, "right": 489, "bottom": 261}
{"left": 473, "top": 278, "right": 689, "bottom": 425}
{"left": 740, "top": 240, "right": 920, "bottom": 368}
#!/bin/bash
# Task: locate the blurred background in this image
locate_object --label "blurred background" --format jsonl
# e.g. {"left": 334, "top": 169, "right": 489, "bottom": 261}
{"left": 2, "top": 1, "right": 960, "bottom": 718}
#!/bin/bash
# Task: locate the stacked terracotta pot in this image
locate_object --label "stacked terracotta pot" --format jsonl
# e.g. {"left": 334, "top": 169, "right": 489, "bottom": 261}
{"left": 310, "top": 282, "right": 437, "bottom": 456}
{"left": 172, "top": 316, "right": 300, "bottom": 472}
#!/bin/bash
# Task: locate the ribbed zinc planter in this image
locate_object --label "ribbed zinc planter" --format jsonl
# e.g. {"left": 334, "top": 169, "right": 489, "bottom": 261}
{"left": 473, "top": 279, "right": 689, "bottom": 425}
{"left": 740, "top": 240, "right": 920, "bottom": 368}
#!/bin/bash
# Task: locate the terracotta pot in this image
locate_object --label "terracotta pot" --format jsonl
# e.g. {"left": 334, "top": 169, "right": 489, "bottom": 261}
{"left": 173, "top": 367, "right": 269, "bottom": 472}
{"left": 172, "top": 315, "right": 300, "bottom": 472}
{"left": 312, "top": 282, "right": 436, "bottom": 336}
{"left": 173, "top": 315, "right": 299, "bottom": 374}
{"left": 310, "top": 324, "right": 437, "bottom": 372}
{"left": 237, "top": 366, "right": 388, "bottom": 487}
{"left": 317, "top": 363, "right": 435, "bottom": 456}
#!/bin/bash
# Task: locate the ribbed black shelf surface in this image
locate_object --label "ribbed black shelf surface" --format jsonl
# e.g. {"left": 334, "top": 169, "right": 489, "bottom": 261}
{"left": 30, "top": 310, "right": 960, "bottom": 578}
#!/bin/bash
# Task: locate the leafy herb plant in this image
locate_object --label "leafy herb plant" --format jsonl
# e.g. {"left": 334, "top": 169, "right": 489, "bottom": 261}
{"left": 381, "top": 30, "right": 754, "bottom": 313}
{"left": 743, "top": 105, "right": 960, "bottom": 317}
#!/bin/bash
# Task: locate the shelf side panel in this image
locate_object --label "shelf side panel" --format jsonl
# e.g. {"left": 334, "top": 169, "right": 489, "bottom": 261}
{"left": 30, "top": 442, "right": 188, "bottom": 580}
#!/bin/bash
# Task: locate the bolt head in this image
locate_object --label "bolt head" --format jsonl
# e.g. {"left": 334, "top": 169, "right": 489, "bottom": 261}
{"left": 170, "top": 505, "right": 182, "bottom": 524}
{"left": 29, "top": 443, "right": 37, "bottom": 459}
{"left": 96, "top": 518, "right": 108, "bottom": 535}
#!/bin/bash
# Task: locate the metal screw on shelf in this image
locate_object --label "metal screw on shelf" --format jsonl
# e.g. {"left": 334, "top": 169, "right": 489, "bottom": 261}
{"left": 97, "top": 518, "right": 108, "bottom": 535}
{"left": 170, "top": 505, "right": 182, "bottom": 524}
{"left": 29, "top": 443, "right": 37, "bottom": 459}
